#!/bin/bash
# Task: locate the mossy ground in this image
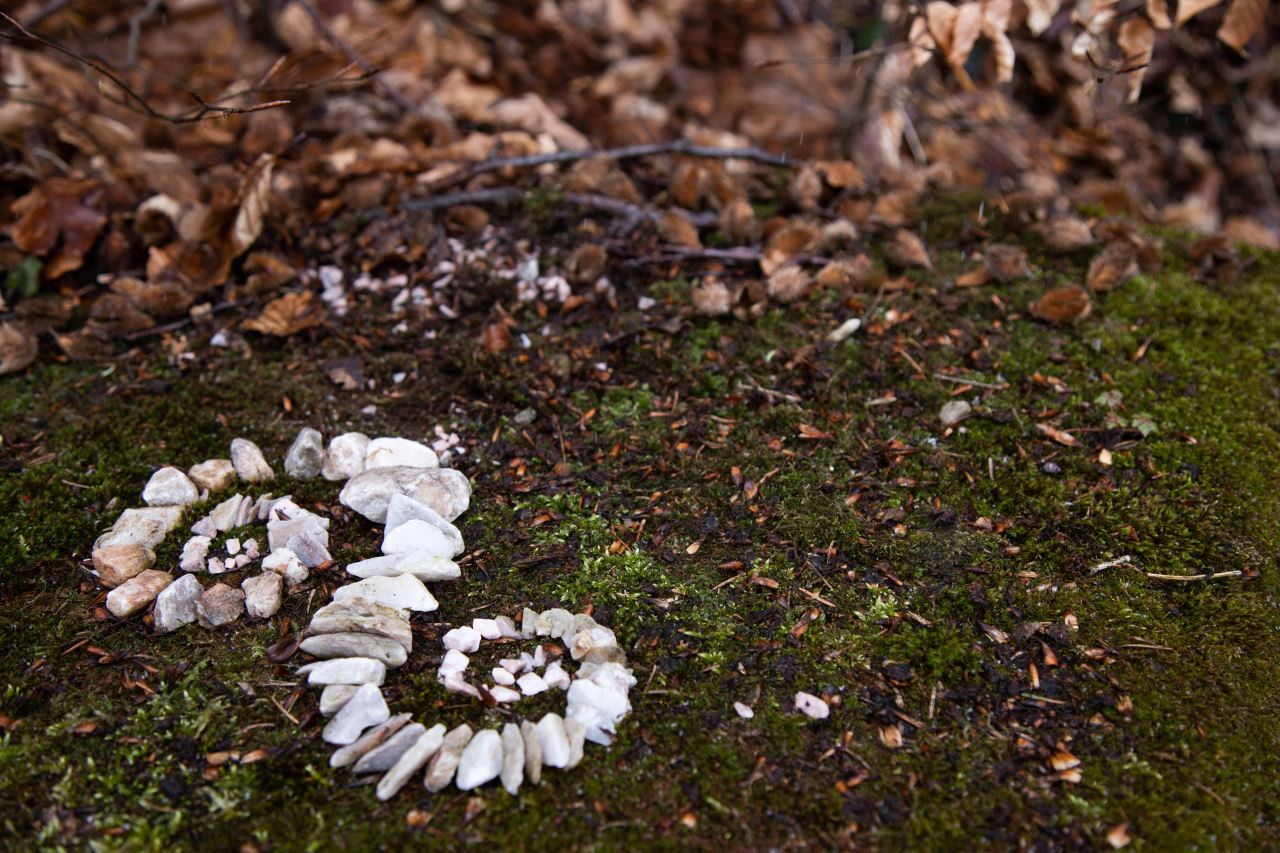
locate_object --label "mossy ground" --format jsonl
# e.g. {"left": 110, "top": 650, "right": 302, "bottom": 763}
{"left": 1, "top": 201, "right": 1278, "bottom": 850}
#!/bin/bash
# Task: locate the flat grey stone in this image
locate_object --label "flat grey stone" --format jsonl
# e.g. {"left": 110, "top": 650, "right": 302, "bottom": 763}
{"left": 375, "top": 723, "right": 445, "bottom": 800}
{"left": 297, "top": 657, "right": 386, "bottom": 686}
{"left": 500, "top": 722, "right": 524, "bottom": 794}
{"left": 330, "top": 713, "right": 412, "bottom": 768}
{"left": 319, "top": 684, "right": 358, "bottom": 716}
{"left": 153, "top": 573, "right": 203, "bottom": 633}
{"left": 300, "top": 632, "right": 407, "bottom": 668}
{"left": 284, "top": 427, "right": 324, "bottom": 479}
{"left": 365, "top": 436, "right": 438, "bottom": 470}
{"left": 353, "top": 722, "right": 426, "bottom": 774}
{"left": 179, "top": 536, "right": 210, "bottom": 573}
{"left": 94, "top": 506, "right": 182, "bottom": 552}
{"left": 339, "top": 466, "right": 471, "bottom": 523}
{"left": 424, "top": 724, "right": 473, "bottom": 792}
{"left": 520, "top": 720, "right": 542, "bottom": 785}
{"left": 385, "top": 493, "right": 465, "bottom": 555}
{"left": 308, "top": 599, "right": 412, "bottom": 652}
{"left": 322, "top": 683, "right": 389, "bottom": 745}
{"left": 346, "top": 552, "right": 460, "bottom": 582}
{"left": 332, "top": 574, "right": 437, "bottom": 612}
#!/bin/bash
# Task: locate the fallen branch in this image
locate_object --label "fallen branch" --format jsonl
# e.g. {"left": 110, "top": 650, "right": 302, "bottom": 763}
{"left": 424, "top": 137, "right": 796, "bottom": 194}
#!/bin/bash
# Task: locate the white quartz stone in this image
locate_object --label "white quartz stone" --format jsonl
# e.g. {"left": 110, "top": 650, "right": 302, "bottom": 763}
{"left": 455, "top": 729, "right": 503, "bottom": 790}
{"left": 319, "top": 684, "right": 358, "bottom": 716}
{"left": 209, "top": 494, "right": 244, "bottom": 532}
{"left": 442, "top": 626, "right": 481, "bottom": 653}
{"left": 298, "top": 657, "right": 386, "bottom": 686}
{"left": 521, "top": 720, "right": 542, "bottom": 785}
{"left": 489, "top": 685, "right": 521, "bottom": 703}
{"left": 94, "top": 506, "right": 183, "bottom": 552}
{"left": 500, "top": 723, "right": 524, "bottom": 794}
{"left": 346, "top": 552, "right": 461, "bottom": 582}
{"left": 322, "top": 432, "right": 370, "bottom": 481}
{"left": 188, "top": 459, "right": 235, "bottom": 492}
{"left": 564, "top": 717, "right": 586, "bottom": 769}
{"left": 309, "top": 600, "right": 412, "bottom": 652}
{"left": 353, "top": 722, "right": 426, "bottom": 774}
{"left": 381, "top": 519, "right": 452, "bottom": 557}
{"left": 499, "top": 658, "right": 528, "bottom": 675}
{"left": 424, "top": 724, "right": 473, "bottom": 792}
{"left": 230, "top": 437, "right": 274, "bottom": 483}
{"left": 535, "top": 608, "right": 574, "bottom": 638}
{"left": 323, "top": 683, "right": 389, "bottom": 745}
{"left": 142, "top": 467, "right": 199, "bottom": 506}
{"left": 536, "top": 713, "right": 571, "bottom": 769}
{"left": 794, "top": 691, "right": 830, "bottom": 720}
{"left": 472, "top": 618, "right": 502, "bottom": 640}
{"left": 365, "top": 437, "right": 439, "bottom": 471}
{"left": 261, "top": 548, "right": 309, "bottom": 585}
{"left": 106, "top": 569, "right": 172, "bottom": 618}
{"left": 284, "top": 427, "right": 324, "bottom": 480}
{"left": 517, "top": 672, "right": 548, "bottom": 696}
{"left": 492, "top": 667, "right": 515, "bottom": 686}
{"left": 542, "top": 660, "right": 571, "bottom": 690}
{"left": 567, "top": 678, "right": 631, "bottom": 721}
{"left": 241, "top": 572, "right": 282, "bottom": 618}
{"left": 153, "top": 573, "right": 203, "bottom": 633}
{"left": 734, "top": 702, "right": 755, "bottom": 719}
{"left": 384, "top": 493, "right": 465, "bottom": 555}
{"left": 376, "top": 723, "right": 446, "bottom": 800}
{"left": 332, "top": 574, "right": 438, "bottom": 612}
{"left": 339, "top": 466, "right": 471, "bottom": 523}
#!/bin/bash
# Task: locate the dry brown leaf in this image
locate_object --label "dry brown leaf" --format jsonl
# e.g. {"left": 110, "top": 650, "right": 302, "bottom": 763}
{"left": 879, "top": 725, "right": 904, "bottom": 749}
{"left": 1038, "top": 217, "right": 1095, "bottom": 253}
{"left": 1049, "top": 748, "right": 1081, "bottom": 771}
{"left": 1024, "top": 0, "right": 1063, "bottom": 33}
{"left": 242, "top": 290, "right": 325, "bottom": 337}
{"left": 658, "top": 210, "right": 701, "bottom": 248}
{"left": 10, "top": 179, "right": 108, "bottom": 280}
{"left": 1087, "top": 242, "right": 1139, "bottom": 291}
{"left": 566, "top": 244, "right": 608, "bottom": 285}
{"left": 1036, "top": 422, "right": 1081, "bottom": 447}
{"left": 956, "top": 266, "right": 991, "bottom": 287}
{"left": 814, "top": 160, "right": 864, "bottom": 190}
{"left": 480, "top": 321, "right": 511, "bottom": 353}
{"left": 229, "top": 155, "right": 275, "bottom": 259}
{"left": 1030, "top": 284, "right": 1092, "bottom": 323}
{"left": 816, "top": 256, "right": 882, "bottom": 290}
{"left": 1217, "top": 0, "right": 1267, "bottom": 52}
{"left": 789, "top": 164, "right": 824, "bottom": 211}
{"left": 798, "top": 423, "right": 835, "bottom": 440}
{"left": 241, "top": 252, "right": 299, "bottom": 297}
{"left": 1224, "top": 216, "right": 1280, "bottom": 250}
{"left": 444, "top": 205, "right": 490, "bottom": 235}
{"left": 88, "top": 294, "right": 153, "bottom": 335}
{"left": 0, "top": 322, "right": 38, "bottom": 376}
{"left": 984, "top": 243, "right": 1031, "bottom": 281}
{"left": 692, "top": 280, "right": 732, "bottom": 316}
{"left": 110, "top": 276, "right": 194, "bottom": 319}
{"left": 54, "top": 326, "right": 114, "bottom": 361}
{"left": 718, "top": 200, "right": 759, "bottom": 245}
{"left": 1175, "top": 0, "right": 1227, "bottom": 24}
{"left": 885, "top": 229, "right": 933, "bottom": 270}
{"left": 1116, "top": 18, "right": 1155, "bottom": 102}
{"left": 1148, "top": 0, "right": 1174, "bottom": 26}
{"left": 767, "top": 264, "right": 812, "bottom": 304}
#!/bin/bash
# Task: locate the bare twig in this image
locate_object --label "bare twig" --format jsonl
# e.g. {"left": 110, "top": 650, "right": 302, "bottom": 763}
{"left": 1144, "top": 570, "right": 1243, "bottom": 582}
{"left": 423, "top": 137, "right": 796, "bottom": 194}
{"left": 932, "top": 372, "right": 1008, "bottom": 390}
{"left": 1, "top": 12, "right": 291, "bottom": 123}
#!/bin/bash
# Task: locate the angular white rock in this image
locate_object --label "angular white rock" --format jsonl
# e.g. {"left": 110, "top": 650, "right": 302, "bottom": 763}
{"left": 499, "top": 658, "right": 528, "bottom": 675}
{"left": 385, "top": 493, "right": 465, "bottom": 555}
{"left": 521, "top": 607, "right": 538, "bottom": 639}
{"left": 442, "top": 626, "right": 481, "bottom": 653}
{"left": 495, "top": 615, "right": 519, "bottom": 638}
{"left": 319, "top": 684, "right": 359, "bottom": 716}
{"left": 94, "top": 506, "right": 182, "bottom": 552}
{"left": 794, "top": 691, "right": 829, "bottom": 720}
{"left": 323, "top": 683, "right": 389, "bottom": 745}
{"left": 153, "top": 573, "right": 203, "bottom": 633}
{"left": 230, "top": 437, "right": 274, "bottom": 483}
{"left": 517, "top": 672, "right": 549, "bottom": 696}
{"left": 190, "top": 516, "right": 217, "bottom": 538}
{"left": 284, "top": 427, "right": 324, "bottom": 480}
{"left": 500, "top": 722, "right": 524, "bottom": 794}
{"left": 564, "top": 717, "right": 586, "bottom": 769}
{"left": 353, "top": 722, "right": 426, "bottom": 774}
{"left": 536, "top": 713, "right": 571, "bottom": 769}
{"left": 301, "top": 632, "right": 408, "bottom": 668}
{"left": 241, "top": 572, "right": 282, "bottom": 618}
{"left": 142, "top": 467, "right": 199, "bottom": 507}
{"left": 424, "top": 724, "right": 473, "bottom": 792}
{"left": 567, "top": 678, "right": 631, "bottom": 721}
{"left": 309, "top": 599, "right": 412, "bottom": 652}
{"left": 381, "top": 519, "right": 453, "bottom": 557}
{"left": 521, "top": 720, "right": 542, "bottom": 785}
{"left": 188, "top": 459, "right": 236, "bottom": 492}
{"left": 322, "top": 432, "right": 370, "bottom": 481}
{"left": 542, "top": 661, "right": 571, "bottom": 690}
{"left": 566, "top": 702, "right": 617, "bottom": 746}
{"left": 346, "top": 552, "right": 461, "bottom": 582}
{"left": 940, "top": 399, "right": 973, "bottom": 428}
{"left": 489, "top": 685, "right": 521, "bottom": 703}
{"left": 243, "top": 538, "right": 260, "bottom": 559}
{"left": 472, "top": 618, "right": 502, "bottom": 640}
{"left": 376, "top": 723, "right": 446, "bottom": 800}
{"left": 455, "top": 729, "right": 503, "bottom": 790}
{"left": 535, "top": 608, "right": 574, "bottom": 638}
{"left": 209, "top": 494, "right": 245, "bottom": 532}
{"left": 339, "top": 466, "right": 471, "bottom": 523}
{"left": 207, "top": 556, "right": 226, "bottom": 575}
{"left": 178, "top": 536, "right": 211, "bottom": 573}
{"left": 298, "top": 657, "right": 386, "bottom": 686}
{"left": 332, "top": 574, "right": 437, "bottom": 612}
{"left": 567, "top": 625, "right": 619, "bottom": 661}
{"left": 440, "top": 674, "right": 480, "bottom": 698}
{"left": 492, "top": 667, "right": 515, "bottom": 686}
{"left": 106, "top": 569, "right": 173, "bottom": 618}
{"left": 262, "top": 548, "right": 308, "bottom": 585}
{"left": 583, "top": 662, "right": 637, "bottom": 695}
{"left": 438, "top": 649, "right": 469, "bottom": 678}
{"left": 365, "top": 437, "right": 439, "bottom": 471}
{"left": 331, "top": 713, "right": 412, "bottom": 768}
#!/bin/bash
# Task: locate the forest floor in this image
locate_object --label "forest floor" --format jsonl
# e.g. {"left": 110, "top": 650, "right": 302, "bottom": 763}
{"left": 2, "top": 194, "right": 1279, "bottom": 850}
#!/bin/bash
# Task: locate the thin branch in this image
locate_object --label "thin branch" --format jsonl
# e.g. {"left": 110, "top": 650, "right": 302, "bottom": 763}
{"left": 1, "top": 12, "right": 291, "bottom": 124}
{"left": 403, "top": 187, "right": 717, "bottom": 230}
{"left": 1144, "top": 570, "right": 1243, "bottom": 582}
{"left": 932, "top": 372, "right": 1009, "bottom": 390}
{"left": 423, "top": 138, "right": 796, "bottom": 194}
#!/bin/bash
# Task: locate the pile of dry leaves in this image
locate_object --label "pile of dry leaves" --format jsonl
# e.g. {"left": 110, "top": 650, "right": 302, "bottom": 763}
{"left": 0, "top": 0, "right": 1276, "bottom": 373}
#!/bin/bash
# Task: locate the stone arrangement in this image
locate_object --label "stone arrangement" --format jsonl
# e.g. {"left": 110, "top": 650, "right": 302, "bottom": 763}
{"left": 88, "top": 428, "right": 636, "bottom": 798}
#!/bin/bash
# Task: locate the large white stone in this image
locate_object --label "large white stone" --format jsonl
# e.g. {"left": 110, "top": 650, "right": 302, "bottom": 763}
{"left": 535, "top": 608, "right": 573, "bottom": 638}
{"left": 353, "top": 722, "right": 427, "bottom": 774}
{"left": 178, "top": 536, "right": 210, "bottom": 573}
{"left": 500, "top": 722, "right": 524, "bottom": 794}
{"left": 332, "top": 574, "right": 438, "bottom": 612}
{"left": 230, "top": 437, "right": 274, "bottom": 483}
{"left": 339, "top": 466, "right": 471, "bottom": 523}
{"left": 442, "top": 626, "right": 481, "bottom": 653}
{"left": 794, "top": 691, "right": 829, "bottom": 720}
{"left": 142, "top": 467, "right": 199, "bottom": 507}
{"left": 566, "top": 701, "right": 617, "bottom": 746}
{"left": 385, "top": 493, "right": 465, "bottom": 555}
{"left": 309, "top": 599, "right": 412, "bottom": 652}
{"left": 376, "top": 723, "right": 446, "bottom": 800}
{"left": 209, "top": 494, "right": 245, "bottom": 532}
{"left": 241, "top": 572, "right": 282, "bottom": 618}
{"left": 261, "top": 548, "right": 309, "bottom": 585}
{"left": 521, "top": 720, "right": 542, "bottom": 785}
{"left": 298, "top": 657, "right": 386, "bottom": 686}
{"left": 319, "top": 684, "right": 358, "bottom": 716}
{"left": 331, "top": 713, "right": 412, "bottom": 768}
{"left": 536, "top": 713, "right": 571, "bottom": 769}
{"left": 564, "top": 717, "right": 586, "bottom": 769}
{"left": 284, "top": 427, "right": 324, "bottom": 479}
{"left": 323, "top": 683, "right": 389, "bottom": 745}
{"left": 438, "top": 649, "right": 469, "bottom": 678}
{"left": 153, "top": 573, "right": 203, "bottom": 632}
{"left": 300, "top": 633, "right": 408, "bottom": 668}
{"left": 105, "top": 569, "right": 172, "bottom": 618}
{"left": 517, "top": 672, "right": 549, "bottom": 696}
{"left": 188, "top": 459, "right": 235, "bottom": 492}
{"left": 346, "top": 552, "right": 461, "bottom": 582}
{"left": 266, "top": 514, "right": 328, "bottom": 554}
{"left": 424, "top": 724, "right": 473, "bottom": 792}
{"left": 94, "top": 506, "right": 182, "bottom": 552}
{"left": 381, "top": 519, "right": 452, "bottom": 557}
{"left": 322, "top": 432, "right": 369, "bottom": 481}
{"left": 567, "top": 678, "right": 630, "bottom": 721}
{"left": 455, "top": 729, "right": 503, "bottom": 791}
{"left": 365, "top": 437, "right": 439, "bottom": 470}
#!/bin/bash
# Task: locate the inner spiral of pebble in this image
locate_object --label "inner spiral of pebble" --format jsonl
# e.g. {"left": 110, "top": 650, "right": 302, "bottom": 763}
{"left": 88, "top": 428, "right": 635, "bottom": 798}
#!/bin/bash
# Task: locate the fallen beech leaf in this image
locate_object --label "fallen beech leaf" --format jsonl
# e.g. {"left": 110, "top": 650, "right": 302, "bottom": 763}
{"left": 879, "top": 724, "right": 904, "bottom": 748}
{"left": 1038, "top": 217, "right": 1095, "bottom": 253}
{"left": 885, "top": 229, "right": 933, "bottom": 270}
{"left": 1175, "top": 0, "right": 1225, "bottom": 26}
{"left": 71, "top": 720, "right": 100, "bottom": 735}
{"left": 767, "top": 264, "right": 812, "bottom": 304}
{"left": 1029, "top": 285, "right": 1091, "bottom": 323}
{"left": 985, "top": 242, "right": 1033, "bottom": 281}
{"left": 798, "top": 423, "right": 834, "bottom": 440}
{"left": 265, "top": 634, "right": 302, "bottom": 663}
{"left": 692, "top": 280, "right": 732, "bottom": 316}
{"left": 480, "top": 321, "right": 511, "bottom": 353}
{"left": 566, "top": 244, "right": 607, "bottom": 285}
{"left": 1087, "top": 242, "right": 1139, "bottom": 291}
{"left": 229, "top": 155, "right": 275, "bottom": 258}
{"left": 243, "top": 291, "right": 325, "bottom": 337}
{"left": 658, "top": 209, "right": 700, "bottom": 248}
{"left": 10, "top": 178, "right": 108, "bottom": 279}
{"left": 1116, "top": 17, "right": 1155, "bottom": 102}
{"left": 956, "top": 266, "right": 990, "bottom": 287}
{"left": 0, "top": 322, "right": 38, "bottom": 375}
{"left": 1049, "top": 749, "right": 1081, "bottom": 771}
{"left": 1217, "top": 0, "right": 1266, "bottom": 52}
{"left": 1036, "top": 422, "right": 1080, "bottom": 447}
